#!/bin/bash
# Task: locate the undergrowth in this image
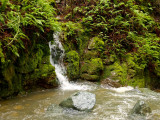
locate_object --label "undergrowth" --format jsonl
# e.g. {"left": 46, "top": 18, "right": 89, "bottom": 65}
{"left": 0, "top": 0, "right": 60, "bottom": 64}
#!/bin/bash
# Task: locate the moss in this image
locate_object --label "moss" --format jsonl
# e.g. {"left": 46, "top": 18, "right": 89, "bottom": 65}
{"left": 103, "top": 54, "right": 117, "bottom": 65}
{"left": 2, "top": 63, "right": 15, "bottom": 90}
{"left": 101, "top": 59, "right": 148, "bottom": 87}
{"left": 81, "top": 58, "right": 103, "bottom": 81}
{"left": 88, "top": 58, "right": 104, "bottom": 74}
{"left": 81, "top": 58, "right": 103, "bottom": 75}
{"left": 93, "top": 37, "right": 104, "bottom": 53}
{"left": 23, "top": 54, "right": 57, "bottom": 87}
{"left": 81, "top": 61, "right": 90, "bottom": 73}
{"left": 81, "top": 74, "right": 99, "bottom": 81}
{"left": 1, "top": 63, "right": 22, "bottom": 98}
{"left": 88, "top": 37, "right": 104, "bottom": 52}
{"left": 66, "top": 50, "right": 80, "bottom": 80}
{"left": 16, "top": 49, "right": 43, "bottom": 74}
{"left": 83, "top": 51, "right": 98, "bottom": 60}
{"left": 100, "top": 66, "right": 113, "bottom": 80}
{"left": 125, "top": 53, "right": 136, "bottom": 69}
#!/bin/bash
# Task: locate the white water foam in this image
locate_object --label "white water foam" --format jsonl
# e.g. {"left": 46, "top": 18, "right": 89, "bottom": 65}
{"left": 107, "top": 86, "right": 134, "bottom": 93}
{"left": 49, "top": 32, "right": 92, "bottom": 90}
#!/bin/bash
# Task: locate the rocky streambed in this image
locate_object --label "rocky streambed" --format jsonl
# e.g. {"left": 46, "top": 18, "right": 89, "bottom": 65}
{"left": 0, "top": 83, "right": 160, "bottom": 120}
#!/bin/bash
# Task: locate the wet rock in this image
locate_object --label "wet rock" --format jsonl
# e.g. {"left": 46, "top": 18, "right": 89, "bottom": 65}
{"left": 130, "top": 100, "right": 151, "bottom": 116}
{"left": 59, "top": 91, "right": 96, "bottom": 111}
{"left": 101, "top": 78, "right": 122, "bottom": 88}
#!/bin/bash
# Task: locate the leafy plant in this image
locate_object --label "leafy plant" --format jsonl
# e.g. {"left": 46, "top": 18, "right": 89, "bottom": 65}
{"left": 0, "top": 0, "right": 60, "bottom": 63}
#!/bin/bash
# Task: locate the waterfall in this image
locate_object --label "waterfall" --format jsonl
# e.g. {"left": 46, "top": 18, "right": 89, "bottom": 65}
{"left": 49, "top": 32, "right": 92, "bottom": 90}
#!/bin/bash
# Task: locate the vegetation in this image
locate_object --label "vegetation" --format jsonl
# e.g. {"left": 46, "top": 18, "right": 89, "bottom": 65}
{"left": 0, "top": 0, "right": 60, "bottom": 62}
{"left": 1, "top": 0, "right": 160, "bottom": 98}
{"left": 60, "top": 0, "right": 160, "bottom": 88}
{"left": 66, "top": 50, "right": 80, "bottom": 80}
{"left": 0, "top": 0, "right": 59, "bottom": 98}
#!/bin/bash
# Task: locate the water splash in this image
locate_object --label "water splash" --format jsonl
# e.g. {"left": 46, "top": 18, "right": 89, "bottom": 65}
{"left": 49, "top": 32, "right": 92, "bottom": 90}
{"left": 110, "top": 86, "right": 134, "bottom": 93}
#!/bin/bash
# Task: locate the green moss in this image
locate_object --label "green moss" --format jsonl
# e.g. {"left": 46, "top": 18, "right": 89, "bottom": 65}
{"left": 2, "top": 63, "right": 15, "bottom": 90}
{"left": 101, "top": 59, "right": 148, "bottom": 87}
{"left": 66, "top": 50, "right": 80, "bottom": 80}
{"left": 81, "top": 58, "right": 103, "bottom": 75}
{"left": 94, "top": 37, "right": 104, "bottom": 52}
{"left": 17, "top": 49, "right": 43, "bottom": 74}
{"left": 81, "top": 58, "right": 103, "bottom": 81}
{"left": 88, "top": 37, "right": 104, "bottom": 52}
{"left": 88, "top": 58, "right": 104, "bottom": 74}
{"left": 103, "top": 54, "right": 117, "bottom": 65}
{"left": 83, "top": 51, "right": 98, "bottom": 60}
{"left": 1, "top": 63, "right": 22, "bottom": 98}
{"left": 81, "top": 73, "right": 99, "bottom": 81}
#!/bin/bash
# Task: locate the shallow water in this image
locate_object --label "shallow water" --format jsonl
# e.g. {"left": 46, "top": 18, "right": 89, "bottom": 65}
{"left": 1, "top": 85, "right": 160, "bottom": 120}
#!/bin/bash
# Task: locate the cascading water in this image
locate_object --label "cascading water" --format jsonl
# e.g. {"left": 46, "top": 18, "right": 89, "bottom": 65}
{"left": 49, "top": 32, "right": 92, "bottom": 90}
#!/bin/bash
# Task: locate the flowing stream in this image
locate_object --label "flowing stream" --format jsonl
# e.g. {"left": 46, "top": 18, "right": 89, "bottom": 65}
{"left": 0, "top": 33, "right": 160, "bottom": 120}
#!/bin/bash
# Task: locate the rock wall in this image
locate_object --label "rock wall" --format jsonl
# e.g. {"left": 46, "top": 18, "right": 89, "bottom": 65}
{"left": 0, "top": 31, "right": 58, "bottom": 99}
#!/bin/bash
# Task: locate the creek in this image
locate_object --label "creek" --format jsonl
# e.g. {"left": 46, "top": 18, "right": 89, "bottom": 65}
{"left": 0, "top": 33, "right": 160, "bottom": 120}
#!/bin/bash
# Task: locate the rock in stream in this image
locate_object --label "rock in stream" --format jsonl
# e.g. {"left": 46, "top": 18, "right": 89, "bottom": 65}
{"left": 130, "top": 100, "right": 151, "bottom": 116}
{"left": 59, "top": 91, "right": 96, "bottom": 111}
{"left": 128, "top": 100, "right": 152, "bottom": 120}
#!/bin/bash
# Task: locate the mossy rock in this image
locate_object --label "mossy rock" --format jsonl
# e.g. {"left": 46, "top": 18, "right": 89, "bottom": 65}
{"left": 83, "top": 50, "right": 98, "bottom": 60}
{"left": 66, "top": 50, "right": 80, "bottom": 80}
{"left": 88, "top": 37, "right": 104, "bottom": 52}
{"left": 81, "top": 73, "right": 99, "bottom": 81}
{"left": 23, "top": 55, "right": 57, "bottom": 88}
{"left": 88, "top": 58, "right": 104, "bottom": 74}
{"left": 81, "top": 58, "right": 103, "bottom": 75}
{"left": 100, "top": 61, "right": 128, "bottom": 85}
{"left": 81, "top": 58, "right": 103, "bottom": 81}
{"left": 1, "top": 63, "right": 22, "bottom": 98}
{"left": 103, "top": 54, "right": 117, "bottom": 65}
{"left": 101, "top": 60, "right": 147, "bottom": 87}
{"left": 16, "top": 49, "right": 43, "bottom": 74}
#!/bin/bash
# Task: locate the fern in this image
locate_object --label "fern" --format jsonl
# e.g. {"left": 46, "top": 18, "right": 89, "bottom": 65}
{"left": 0, "top": 0, "right": 9, "bottom": 12}
{"left": 0, "top": 0, "right": 60, "bottom": 63}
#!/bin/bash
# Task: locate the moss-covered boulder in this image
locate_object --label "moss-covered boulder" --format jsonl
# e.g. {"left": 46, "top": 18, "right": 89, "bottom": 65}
{"left": 101, "top": 59, "right": 148, "bottom": 87}
{"left": 0, "top": 46, "right": 57, "bottom": 99}
{"left": 23, "top": 54, "right": 58, "bottom": 89}
{"left": 88, "top": 58, "right": 104, "bottom": 74}
{"left": 83, "top": 50, "right": 98, "bottom": 60}
{"left": 88, "top": 37, "right": 104, "bottom": 52}
{"left": 66, "top": 50, "right": 80, "bottom": 80}
{"left": 81, "top": 74, "right": 99, "bottom": 81}
{"left": 103, "top": 54, "right": 117, "bottom": 65}
{"left": 81, "top": 58, "right": 103, "bottom": 81}
{"left": 16, "top": 49, "right": 43, "bottom": 74}
{"left": 1, "top": 63, "right": 22, "bottom": 98}
{"left": 130, "top": 100, "right": 151, "bottom": 116}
